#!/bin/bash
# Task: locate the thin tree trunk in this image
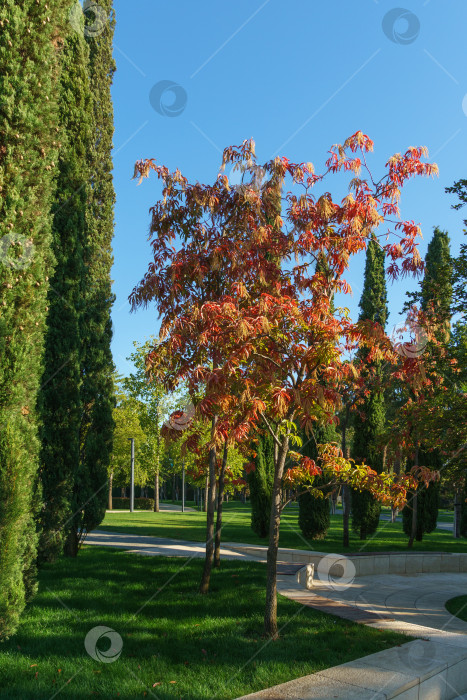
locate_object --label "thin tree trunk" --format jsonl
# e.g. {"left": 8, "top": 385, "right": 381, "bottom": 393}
{"left": 154, "top": 471, "right": 160, "bottom": 512}
{"left": 64, "top": 526, "right": 79, "bottom": 558}
{"left": 342, "top": 406, "right": 350, "bottom": 548}
{"left": 199, "top": 416, "right": 218, "bottom": 594}
{"left": 264, "top": 435, "right": 289, "bottom": 639}
{"left": 454, "top": 490, "right": 461, "bottom": 538}
{"left": 391, "top": 457, "right": 401, "bottom": 522}
{"left": 203, "top": 474, "right": 208, "bottom": 512}
{"left": 214, "top": 441, "right": 228, "bottom": 568}
{"left": 342, "top": 484, "right": 350, "bottom": 548}
{"left": 408, "top": 447, "right": 419, "bottom": 549}
{"left": 108, "top": 471, "right": 113, "bottom": 510}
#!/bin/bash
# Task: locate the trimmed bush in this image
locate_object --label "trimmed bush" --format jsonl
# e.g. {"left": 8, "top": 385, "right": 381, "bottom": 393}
{"left": 110, "top": 498, "right": 154, "bottom": 510}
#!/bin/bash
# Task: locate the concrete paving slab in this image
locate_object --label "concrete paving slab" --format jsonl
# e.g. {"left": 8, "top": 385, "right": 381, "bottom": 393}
{"left": 86, "top": 531, "right": 263, "bottom": 561}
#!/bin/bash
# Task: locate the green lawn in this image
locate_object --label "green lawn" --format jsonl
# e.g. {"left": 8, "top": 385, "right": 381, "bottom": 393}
{"left": 379, "top": 506, "right": 454, "bottom": 523}
{"left": 100, "top": 502, "right": 467, "bottom": 554}
{"left": 0, "top": 547, "right": 408, "bottom": 700}
{"left": 445, "top": 595, "right": 467, "bottom": 623}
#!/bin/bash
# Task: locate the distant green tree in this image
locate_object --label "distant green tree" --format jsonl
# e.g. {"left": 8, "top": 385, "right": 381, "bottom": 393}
{"left": 401, "top": 228, "right": 452, "bottom": 542}
{"left": 351, "top": 234, "right": 388, "bottom": 539}
{"left": 110, "top": 386, "right": 147, "bottom": 498}
{"left": 0, "top": 0, "right": 67, "bottom": 638}
{"left": 298, "top": 423, "right": 337, "bottom": 540}
{"left": 248, "top": 430, "right": 275, "bottom": 538}
{"left": 123, "top": 339, "right": 173, "bottom": 511}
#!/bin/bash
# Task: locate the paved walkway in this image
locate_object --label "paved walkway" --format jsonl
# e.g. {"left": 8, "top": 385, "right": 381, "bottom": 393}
{"left": 86, "top": 530, "right": 262, "bottom": 561}
{"left": 277, "top": 571, "right": 467, "bottom": 641}
{"left": 107, "top": 503, "right": 195, "bottom": 512}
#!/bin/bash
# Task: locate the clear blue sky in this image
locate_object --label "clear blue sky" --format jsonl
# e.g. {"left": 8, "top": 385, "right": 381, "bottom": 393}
{"left": 108, "top": 0, "right": 467, "bottom": 376}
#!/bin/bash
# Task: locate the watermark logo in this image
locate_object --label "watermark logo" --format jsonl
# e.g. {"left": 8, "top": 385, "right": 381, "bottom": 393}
{"left": 226, "top": 163, "right": 266, "bottom": 193}
{"left": 149, "top": 81, "right": 188, "bottom": 118}
{"left": 316, "top": 554, "right": 356, "bottom": 592}
{"left": 382, "top": 8, "right": 420, "bottom": 45}
{"left": 163, "top": 401, "right": 195, "bottom": 432}
{"left": 84, "top": 626, "right": 123, "bottom": 663}
{"left": 390, "top": 321, "right": 428, "bottom": 359}
{"left": 397, "top": 639, "right": 437, "bottom": 673}
{"left": 69, "top": 1, "right": 107, "bottom": 38}
{"left": 0, "top": 233, "right": 35, "bottom": 270}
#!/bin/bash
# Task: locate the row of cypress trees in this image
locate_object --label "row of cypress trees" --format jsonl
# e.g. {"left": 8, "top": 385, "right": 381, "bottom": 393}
{"left": 0, "top": 1, "right": 115, "bottom": 638}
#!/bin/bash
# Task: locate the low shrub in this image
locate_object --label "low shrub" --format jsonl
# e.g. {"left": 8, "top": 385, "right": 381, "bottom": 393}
{"left": 110, "top": 497, "right": 154, "bottom": 510}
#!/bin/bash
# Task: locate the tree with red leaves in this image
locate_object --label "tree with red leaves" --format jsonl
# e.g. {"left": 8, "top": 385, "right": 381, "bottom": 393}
{"left": 131, "top": 132, "right": 438, "bottom": 637}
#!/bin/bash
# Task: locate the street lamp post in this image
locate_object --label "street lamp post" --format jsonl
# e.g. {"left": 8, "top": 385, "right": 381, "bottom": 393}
{"left": 128, "top": 437, "right": 135, "bottom": 513}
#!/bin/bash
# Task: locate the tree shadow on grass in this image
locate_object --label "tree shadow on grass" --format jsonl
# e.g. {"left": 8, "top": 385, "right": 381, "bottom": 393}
{"left": 0, "top": 548, "right": 406, "bottom": 700}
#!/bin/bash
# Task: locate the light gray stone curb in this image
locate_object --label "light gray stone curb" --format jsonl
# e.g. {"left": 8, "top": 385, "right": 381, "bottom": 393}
{"left": 235, "top": 639, "right": 467, "bottom": 699}
{"left": 226, "top": 545, "right": 467, "bottom": 577}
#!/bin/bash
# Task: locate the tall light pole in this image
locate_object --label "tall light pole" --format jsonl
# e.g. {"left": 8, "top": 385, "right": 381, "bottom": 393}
{"left": 128, "top": 437, "right": 135, "bottom": 513}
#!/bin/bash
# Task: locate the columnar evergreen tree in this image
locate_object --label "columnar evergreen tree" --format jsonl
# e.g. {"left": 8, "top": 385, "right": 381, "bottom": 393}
{"left": 0, "top": 1, "right": 67, "bottom": 638}
{"left": 248, "top": 430, "right": 275, "bottom": 538}
{"left": 402, "top": 228, "right": 452, "bottom": 541}
{"left": 38, "top": 28, "right": 91, "bottom": 563}
{"left": 64, "top": 0, "right": 116, "bottom": 556}
{"left": 298, "top": 422, "right": 337, "bottom": 540}
{"left": 351, "top": 234, "right": 388, "bottom": 539}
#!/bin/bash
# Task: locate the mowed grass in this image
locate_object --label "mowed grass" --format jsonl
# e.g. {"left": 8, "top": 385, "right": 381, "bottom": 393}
{"left": 445, "top": 595, "right": 467, "bottom": 623}
{"left": 99, "top": 502, "right": 467, "bottom": 554}
{"left": 0, "top": 547, "right": 408, "bottom": 700}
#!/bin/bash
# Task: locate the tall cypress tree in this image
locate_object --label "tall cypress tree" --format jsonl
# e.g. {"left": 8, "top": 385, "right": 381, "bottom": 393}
{"left": 248, "top": 430, "right": 275, "bottom": 538}
{"left": 37, "top": 27, "right": 91, "bottom": 563}
{"left": 402, "top": 228, "right": 451, "bottom": 541}
{"left": 0, "top": 1, "right": 67, "bottom": 638}
{"left": 351, "top": 235, "right": 388, "bottom": 539}
{"left": 298, "top": 422, "right": 336, "bottom": 540}
{"left": 64, "top": 0, "right": 116, "bottom": 556}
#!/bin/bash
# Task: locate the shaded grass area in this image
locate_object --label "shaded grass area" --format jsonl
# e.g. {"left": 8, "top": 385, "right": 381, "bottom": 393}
{"left": 100, "top": 503, "right": 467, "bottom": 554}
{"left": 0, "top": 547, "right": 408, "bottom": 700}
{"left": 445, "top": 595, "right": 467, "bottom": 623}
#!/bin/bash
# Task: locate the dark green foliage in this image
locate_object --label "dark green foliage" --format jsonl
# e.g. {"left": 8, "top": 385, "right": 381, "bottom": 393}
{"left": 298, "top": 423, "right": 336, "bottom": 540}
{"left": 358, "top": 237, "right": 388, "bottom": 327}
{"left": 111, "top": 497, "right": 155, "bottom": 510}
{"left": 402, "top": 476, "right": 439, "bottom": 542}
{"left": 403, "top": 229, "right": 451, "bottom": 542}
{"left": 402, "top": 450, "right": 441, "bottom": 541}
{"left": 64, "top": 0, "right": 116, "bottom": 556}
{"left": 0, "top": 0, "right": 68, "bottom": 638}
{"left": 351, "top": 235, "right": 388, "bottom": 539}
{"left": 420, "top": 228, "right": 452, "bottom": 320}
{"left": 37, "top": 31, "right": 91, "bottom": 563}
{"left": 248, "top": 431, "right": 275, "bottom": 538}
{"left": 446, "top": 180, "right": 467, "bottom": 315}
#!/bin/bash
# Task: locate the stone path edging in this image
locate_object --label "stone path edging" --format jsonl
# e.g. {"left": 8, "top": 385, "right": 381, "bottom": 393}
{"left": 235, "top": 638, "right": 467, "bottom": 699}
{"left": 226, "top": 544, "right": 467, "bottom": 577}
